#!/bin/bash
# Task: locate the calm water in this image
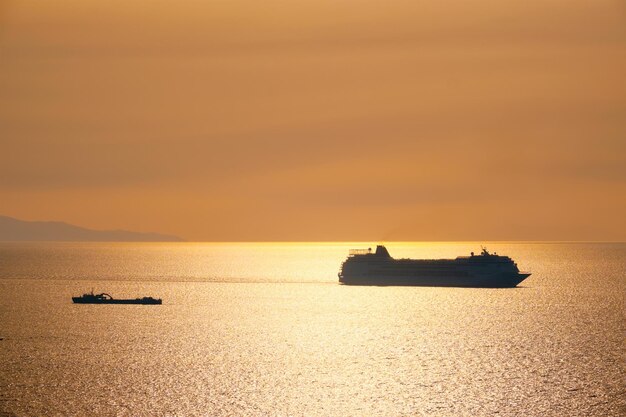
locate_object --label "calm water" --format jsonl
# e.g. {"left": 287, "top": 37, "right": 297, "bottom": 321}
{"left": 0, "top": 242, "right": 624, "bottom": 416}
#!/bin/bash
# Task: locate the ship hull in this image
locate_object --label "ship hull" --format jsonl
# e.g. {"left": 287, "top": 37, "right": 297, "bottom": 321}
{"left": 339, "top": 272, "right": 530, "bottom": 288}
{"left": 72, "top": 297, "right": 162, "bottom": 305}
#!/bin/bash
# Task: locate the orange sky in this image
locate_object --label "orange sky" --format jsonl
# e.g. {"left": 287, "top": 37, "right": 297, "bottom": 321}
{"left": 1, "top": 1, "right": 625, "bottom": 241}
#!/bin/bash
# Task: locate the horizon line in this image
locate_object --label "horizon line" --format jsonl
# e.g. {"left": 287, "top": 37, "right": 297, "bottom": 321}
{"left": 1, "top": 240, "right": 624, "bottom": 244}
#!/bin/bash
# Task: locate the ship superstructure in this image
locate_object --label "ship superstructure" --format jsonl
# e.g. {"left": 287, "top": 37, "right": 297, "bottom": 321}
{"left": 339, "top": 245, "right": 530, "bottom": 287}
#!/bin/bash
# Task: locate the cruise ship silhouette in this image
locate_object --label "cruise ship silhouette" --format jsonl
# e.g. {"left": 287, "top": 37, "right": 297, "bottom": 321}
{"left": 339, "top": 245, "right": 530, "bottom": 287}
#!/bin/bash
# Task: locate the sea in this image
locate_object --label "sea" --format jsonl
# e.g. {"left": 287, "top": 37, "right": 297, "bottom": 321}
{"left": 0, "top": 242, "right": 624, "bottom": 416}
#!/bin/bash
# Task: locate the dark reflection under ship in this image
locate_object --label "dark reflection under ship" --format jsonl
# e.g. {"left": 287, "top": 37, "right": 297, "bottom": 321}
{"left": 339, "top": 245, "right": 530, "bottom": 287}
{"left": 72, "top": 291, "right": 162, "bottom": 305}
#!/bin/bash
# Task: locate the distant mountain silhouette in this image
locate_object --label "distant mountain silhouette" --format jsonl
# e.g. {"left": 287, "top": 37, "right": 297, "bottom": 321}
{"left": 0, "top": 215, "right": 184, "bottom": 242}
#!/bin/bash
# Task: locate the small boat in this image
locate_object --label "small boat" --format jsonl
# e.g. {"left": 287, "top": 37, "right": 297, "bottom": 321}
{"left": 72, "top": 291, "right": 162, "bottom": 305}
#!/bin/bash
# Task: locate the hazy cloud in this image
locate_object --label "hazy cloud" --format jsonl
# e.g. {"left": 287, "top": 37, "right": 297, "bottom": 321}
{"left": 1, "top": 0, "right": 624, "bottom": 240}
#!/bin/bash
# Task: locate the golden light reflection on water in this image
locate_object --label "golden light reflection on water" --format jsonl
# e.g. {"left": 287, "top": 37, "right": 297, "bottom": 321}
{"left": 0, "top": 242, "right": 624, "bottom": 416}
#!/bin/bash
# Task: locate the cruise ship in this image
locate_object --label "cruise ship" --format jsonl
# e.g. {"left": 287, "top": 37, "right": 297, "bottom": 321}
{"left": 338, "top": 245, "right": 530, "bottom": 287}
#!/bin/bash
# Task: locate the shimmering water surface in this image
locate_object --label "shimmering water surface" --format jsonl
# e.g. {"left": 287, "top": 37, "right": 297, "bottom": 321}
{"left": 0, "top": 242, "right": 624, "bottom": 416}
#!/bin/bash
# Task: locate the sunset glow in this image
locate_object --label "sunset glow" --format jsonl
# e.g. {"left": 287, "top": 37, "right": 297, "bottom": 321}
{"left": 1, "top": 0, "right": 624, "bottom": 241}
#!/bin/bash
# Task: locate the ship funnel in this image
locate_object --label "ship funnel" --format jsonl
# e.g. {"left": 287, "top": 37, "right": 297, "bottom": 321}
{"left": 375, "top": 245, "right": 391, "bottom": 257}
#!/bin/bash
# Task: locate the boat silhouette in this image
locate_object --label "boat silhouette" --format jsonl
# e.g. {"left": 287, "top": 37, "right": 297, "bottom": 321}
{"left": 72, "top": 290, "right": 162, "bottom": 305}
{"left": 339, "top": 245, "right": 530, "bottom": 287}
